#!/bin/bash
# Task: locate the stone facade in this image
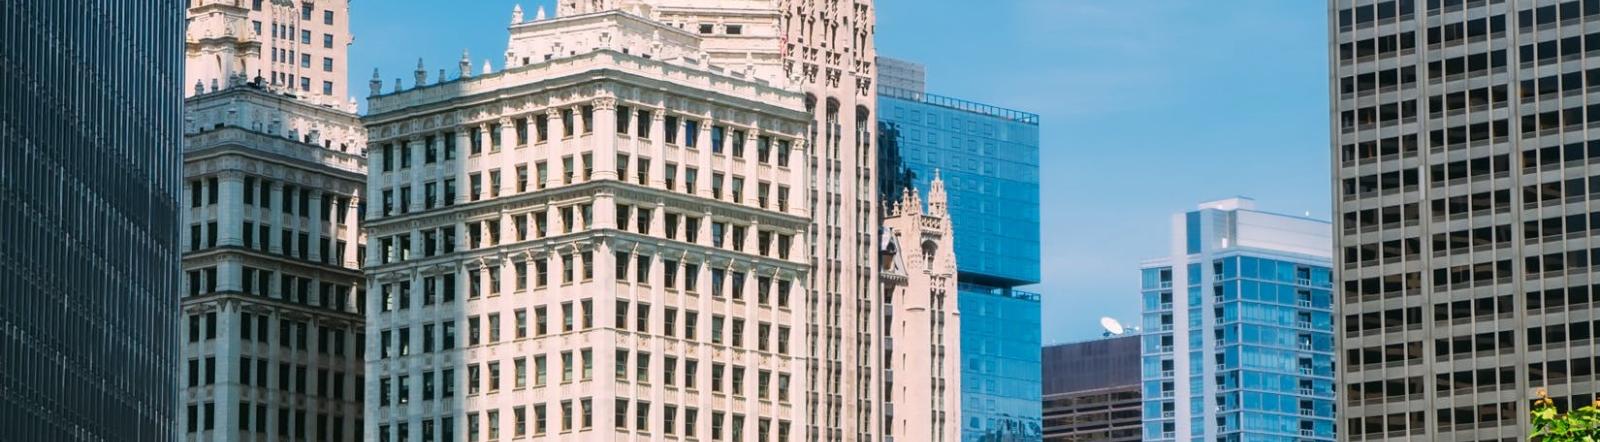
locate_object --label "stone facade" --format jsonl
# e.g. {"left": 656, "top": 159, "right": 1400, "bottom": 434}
{"left": 186, "top": 0, "right": 354, "bottom": 110}
{"left": 179, "top": 1, "right": 367, "bottom": 440}
{"left": 880, "top": 176, "right": 962, "bottom": 442}
{"left": 362, "top": 8, "right": 813, "bottom": 441}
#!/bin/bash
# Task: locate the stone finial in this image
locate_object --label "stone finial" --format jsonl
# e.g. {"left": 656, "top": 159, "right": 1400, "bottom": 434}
{"left": 460, "top": 49, "right": 473, "bottom": 78}
{"left": 438, "top": 69, "right": 447, "bottom": 84}
{"left": 536, "top": 5, "right": 547, "bottom": 20}
{"left": 369, "top": 68, "right": 382, "bottom": 96}
{"left": 393, "top": 78, "right": 402, "bottom": 93}
{"left": 210, "top": 78, "right": 220, "bottom": 92}
{"left": 482, "top": 60, "right": 492, "bottom": 75}
{"left": 414, "top": 58, "right": 427, "bottom": 87}
{"left": 512, "top": 4, "right": 524, "bottom": 24}
{"left": 195, "top": 80, "right": 206, "bottom": 95}
{"left": 928, "top": 169, "right": 948, "bottom": 218}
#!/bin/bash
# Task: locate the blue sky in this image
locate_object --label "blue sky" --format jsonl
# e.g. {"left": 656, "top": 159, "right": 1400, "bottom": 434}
{"left": 351, "top": 1, "right": 1331, "bottom": 343}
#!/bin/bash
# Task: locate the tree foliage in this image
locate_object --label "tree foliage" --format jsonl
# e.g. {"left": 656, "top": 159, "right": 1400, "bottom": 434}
{"left": 1531, "top": 389, "right": 1600, "bottom": 441}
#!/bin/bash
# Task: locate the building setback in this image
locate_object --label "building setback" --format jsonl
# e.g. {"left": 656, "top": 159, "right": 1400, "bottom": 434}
{"left": 1330, "top": 1, "right": 1600, "bottom": 439}
{"left": 876, "top": 59, "right": 1043, "bottom": 442}
{"left": 1139, "top": 198, "right": 1336, "bottom": 442}
{"left": 178, "top": 1, "right": 368, "bottom": 440}
{"left": 361, "top": 6, "right": 814, "bottom": 441}
{"left": 0, "top": 1, "right": 185, "bottom": 440}
{"left": 1042, "top": 335, "right": 1141, "bottom": 442}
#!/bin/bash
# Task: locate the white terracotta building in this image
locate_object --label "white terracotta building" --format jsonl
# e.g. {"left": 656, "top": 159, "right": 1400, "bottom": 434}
{"left": 179, "top": 1, "right": 368, "bottom": 440}
{"left": 361, "top": 6, "right": 813, "bottom": 441}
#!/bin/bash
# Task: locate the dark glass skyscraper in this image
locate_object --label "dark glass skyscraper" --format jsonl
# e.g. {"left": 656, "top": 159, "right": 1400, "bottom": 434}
{"left": 1, "top": 1, "right": 184, "bottom": 440}
{"left": 877, "top": 57, "right": 1043, "bottom": 442}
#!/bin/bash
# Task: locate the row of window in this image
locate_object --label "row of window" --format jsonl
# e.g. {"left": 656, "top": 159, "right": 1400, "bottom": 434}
{"left": 1518, "top": 0, "right": 1600, "bottom": 30}
{"left": 1527, "top": 282, "right": 1600, "bottom": 311}
{"left": 189, "top": 310, "right": 362, "bottom": 358}
{"left": 376, "top": 403, "right": 791, "bottom": 442}
{"left": 225, "top": 265, "right": 362, "bottom": 314}
{"left": 376, "top": 303, "right": 792, "bottom": 355}
{"left": 379, "top": 109, "right": 794, "bottom": 173}
{"left": 232, "top": 221, "right": 353, "bottom": 266}
{"left": 187, "top": 402, "right": 356, "bottom": 439}
{"left": 1340, "top": 132, "right": 1416, "bottom": 164}
{"left": 1527, "top": 317, "right": 1600, "bottom": 348}
{"left": 1338, "top": 100, "right": 1416, "bottom": 132}
{"left": 1342, "top": 271, "right": 1422, "bottom": 302}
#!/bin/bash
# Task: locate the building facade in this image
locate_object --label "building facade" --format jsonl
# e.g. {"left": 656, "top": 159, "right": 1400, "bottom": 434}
{"left": 881, "top": 178, "right": 963, "bottom": 442}
{"left": 1042, "top": 336, "right": 1142, "bottom": 442}
{"left": 178, "top": 1, "right": 368, "bottom": 440}
{"left": 362, "top": 8, "right": 813, "bottom": 442}
{"left": 877, "top": 56, "right": 927, "bottom": 94}
{"left": 0, "top": 1, "right": 185, "bottom": 440}
{"left": 877, "top": 61, "right": 1043, "bottom": 442}
{"left": 1139, "top": 198, "right": 1336, "bottom": 442}
{"left": 1329, "top": 1, "right": 1600, "bottom": 440}
{"left": 557, "top": 2, "right": 889, "bottom": 438}
{"left": 185, "top": 0, "right": 354, "bottom": 109}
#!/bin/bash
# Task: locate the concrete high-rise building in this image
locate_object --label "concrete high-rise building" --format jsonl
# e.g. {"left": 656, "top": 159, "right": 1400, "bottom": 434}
{"left": 362, "top": 7, "right": 814, "bottom": 441}
{"left": 185, "top": 0, "right": 355, "bottom": 109}
{"left": 178, "top": 1, "right": 368, "bottom": 440}
{"left": 1, "top": 2, "right": 185, "bottom": 440}
{"left": 1042, "top": 336, "right": 1142, "bottom": 442}
{"left": 880, "top": 177, "right": 963, "bottom": 442}
{"left": 877, "top": 58, "right": 1043, "bottom": 442}
{"left": 1329, "top": 2, "right": 1600, "bottom": 439}
{"left": 1139, "top": 198, "right": 1336, "bottom": 442}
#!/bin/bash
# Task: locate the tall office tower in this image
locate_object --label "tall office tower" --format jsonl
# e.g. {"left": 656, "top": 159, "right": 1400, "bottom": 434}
{"left": 179, "top": 1, "right": 368, "bottom": 440}
{"left": 877, "top": 58, "right": 1043, "bottom": 442}
{"left": 0, "top": 2, "right": 184, "bottom": 440}
{"left": 551, "top": 2, "right": 886, "bottom": 439}
{"left": 363, "top": 8, "right": 813, "bottom": 442}
{"left": 880, "top": 178, "right": 963, "bottom": 442}
{"left": 1138, "top": 198, "right": 1336, "bottom": 442}
{"left": 1330, "top": 1, "right": 1600, "bottom": 439}
{"left": 185, "top": 0, "right": 354, "bottom": 109}
{"left": 1041, "top": 336, "right": 1142, "bottom": 442}
{"left": 876, "top": 56, "right": 927, "bottom": 94}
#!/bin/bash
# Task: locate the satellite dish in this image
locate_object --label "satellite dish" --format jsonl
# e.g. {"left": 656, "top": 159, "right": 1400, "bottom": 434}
{"left": 1100, "top": 317, "right": 1125, "bottom": 336}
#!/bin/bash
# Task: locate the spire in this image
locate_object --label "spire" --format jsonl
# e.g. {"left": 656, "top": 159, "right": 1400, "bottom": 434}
{"left": 369, "top": 68, "right": 382, "bottom": 96}
{"left": 414, "top": 58, "right": 427, "bottom": 87}
{"left": 511, "top": 4, "right": 524, "bottom": 24}
{"left": 535, "top": 5, "right": 547, "bottom": 20}
{"left": 460, "top": 49, "right": 473, "bottom": 78}
{"left": 928, "top": 169, "right": 948, "bottom": 218}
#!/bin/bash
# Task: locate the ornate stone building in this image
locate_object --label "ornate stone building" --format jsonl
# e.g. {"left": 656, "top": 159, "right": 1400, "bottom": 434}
{"left": 186, "top": 0, "right": 355, "bottom": 110}
{"left": 362, "top": 7, "right": 812, "bottom": 441}
{"left": 179, "top": 1, "right": 367, "bottom": 440}
{"left": 880, "top": 176, "right": 962, "bottom": 442}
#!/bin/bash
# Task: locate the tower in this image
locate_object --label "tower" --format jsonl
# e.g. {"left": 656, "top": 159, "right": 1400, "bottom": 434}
{"left": 880, "top": 177, "right": 962, "bottom": 442}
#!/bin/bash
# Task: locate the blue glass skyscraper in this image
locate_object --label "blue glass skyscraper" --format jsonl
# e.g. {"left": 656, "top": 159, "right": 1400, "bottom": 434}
{"left": 1139, "top": 198, "right": 1336, "bottom": 442}
{"left": 877, "top": 56, "right": 1042, "bottom": 442}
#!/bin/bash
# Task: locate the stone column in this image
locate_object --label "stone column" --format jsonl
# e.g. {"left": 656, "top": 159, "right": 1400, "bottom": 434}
{"left": 212, "top": 302, "right": 238, "bottom": 433}
{"left": 269, "top": 181, "right": 286, "bottom": 254}
{"left": 498, "top": 116, "right": 515, "bottom": 152}
{"left": 409, "top": 136, "right": 425, "bottom": 211}
{"left": 650, "top": 109, "right": 667, "bottom": 188}
{"left": 545, "top": 108, "right": 564, "bottom": 187}
{"left": 592, "top": 97, "right": 618, "bottom": 180}
{"left": 345, "top": 196, "right": 362, "bottom": 268}
{"left": 454, "top": 130, "right": 473, "bottom": 204}
{"left": 594, "top": 189, "right": 617, "bottom": 230}
{"left": 308, "top": 191, "right": 324, "bottom": 263}
{"left": 217, "top": 172, "right": 246, "bottom": 246}
{"left": 696, "top": 114, "right": 714, "bottom": 196}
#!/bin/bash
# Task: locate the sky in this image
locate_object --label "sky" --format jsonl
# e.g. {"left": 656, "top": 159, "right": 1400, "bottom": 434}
{"left": 350, "top": 0, "right": 1331, "bottom": 344}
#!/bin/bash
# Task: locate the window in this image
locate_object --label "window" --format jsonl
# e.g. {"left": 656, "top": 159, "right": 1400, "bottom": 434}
{"left": 699, "top": 23, "right": 714, "bottom": 34}
{"left": 322, "top": 57, "right": 333, "bottom": 72}
{"left": 323, "top": 10, "right": 334, "bottom": 25}
{"left": 726, "top": 24, "right": 743, "bottom": 35}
